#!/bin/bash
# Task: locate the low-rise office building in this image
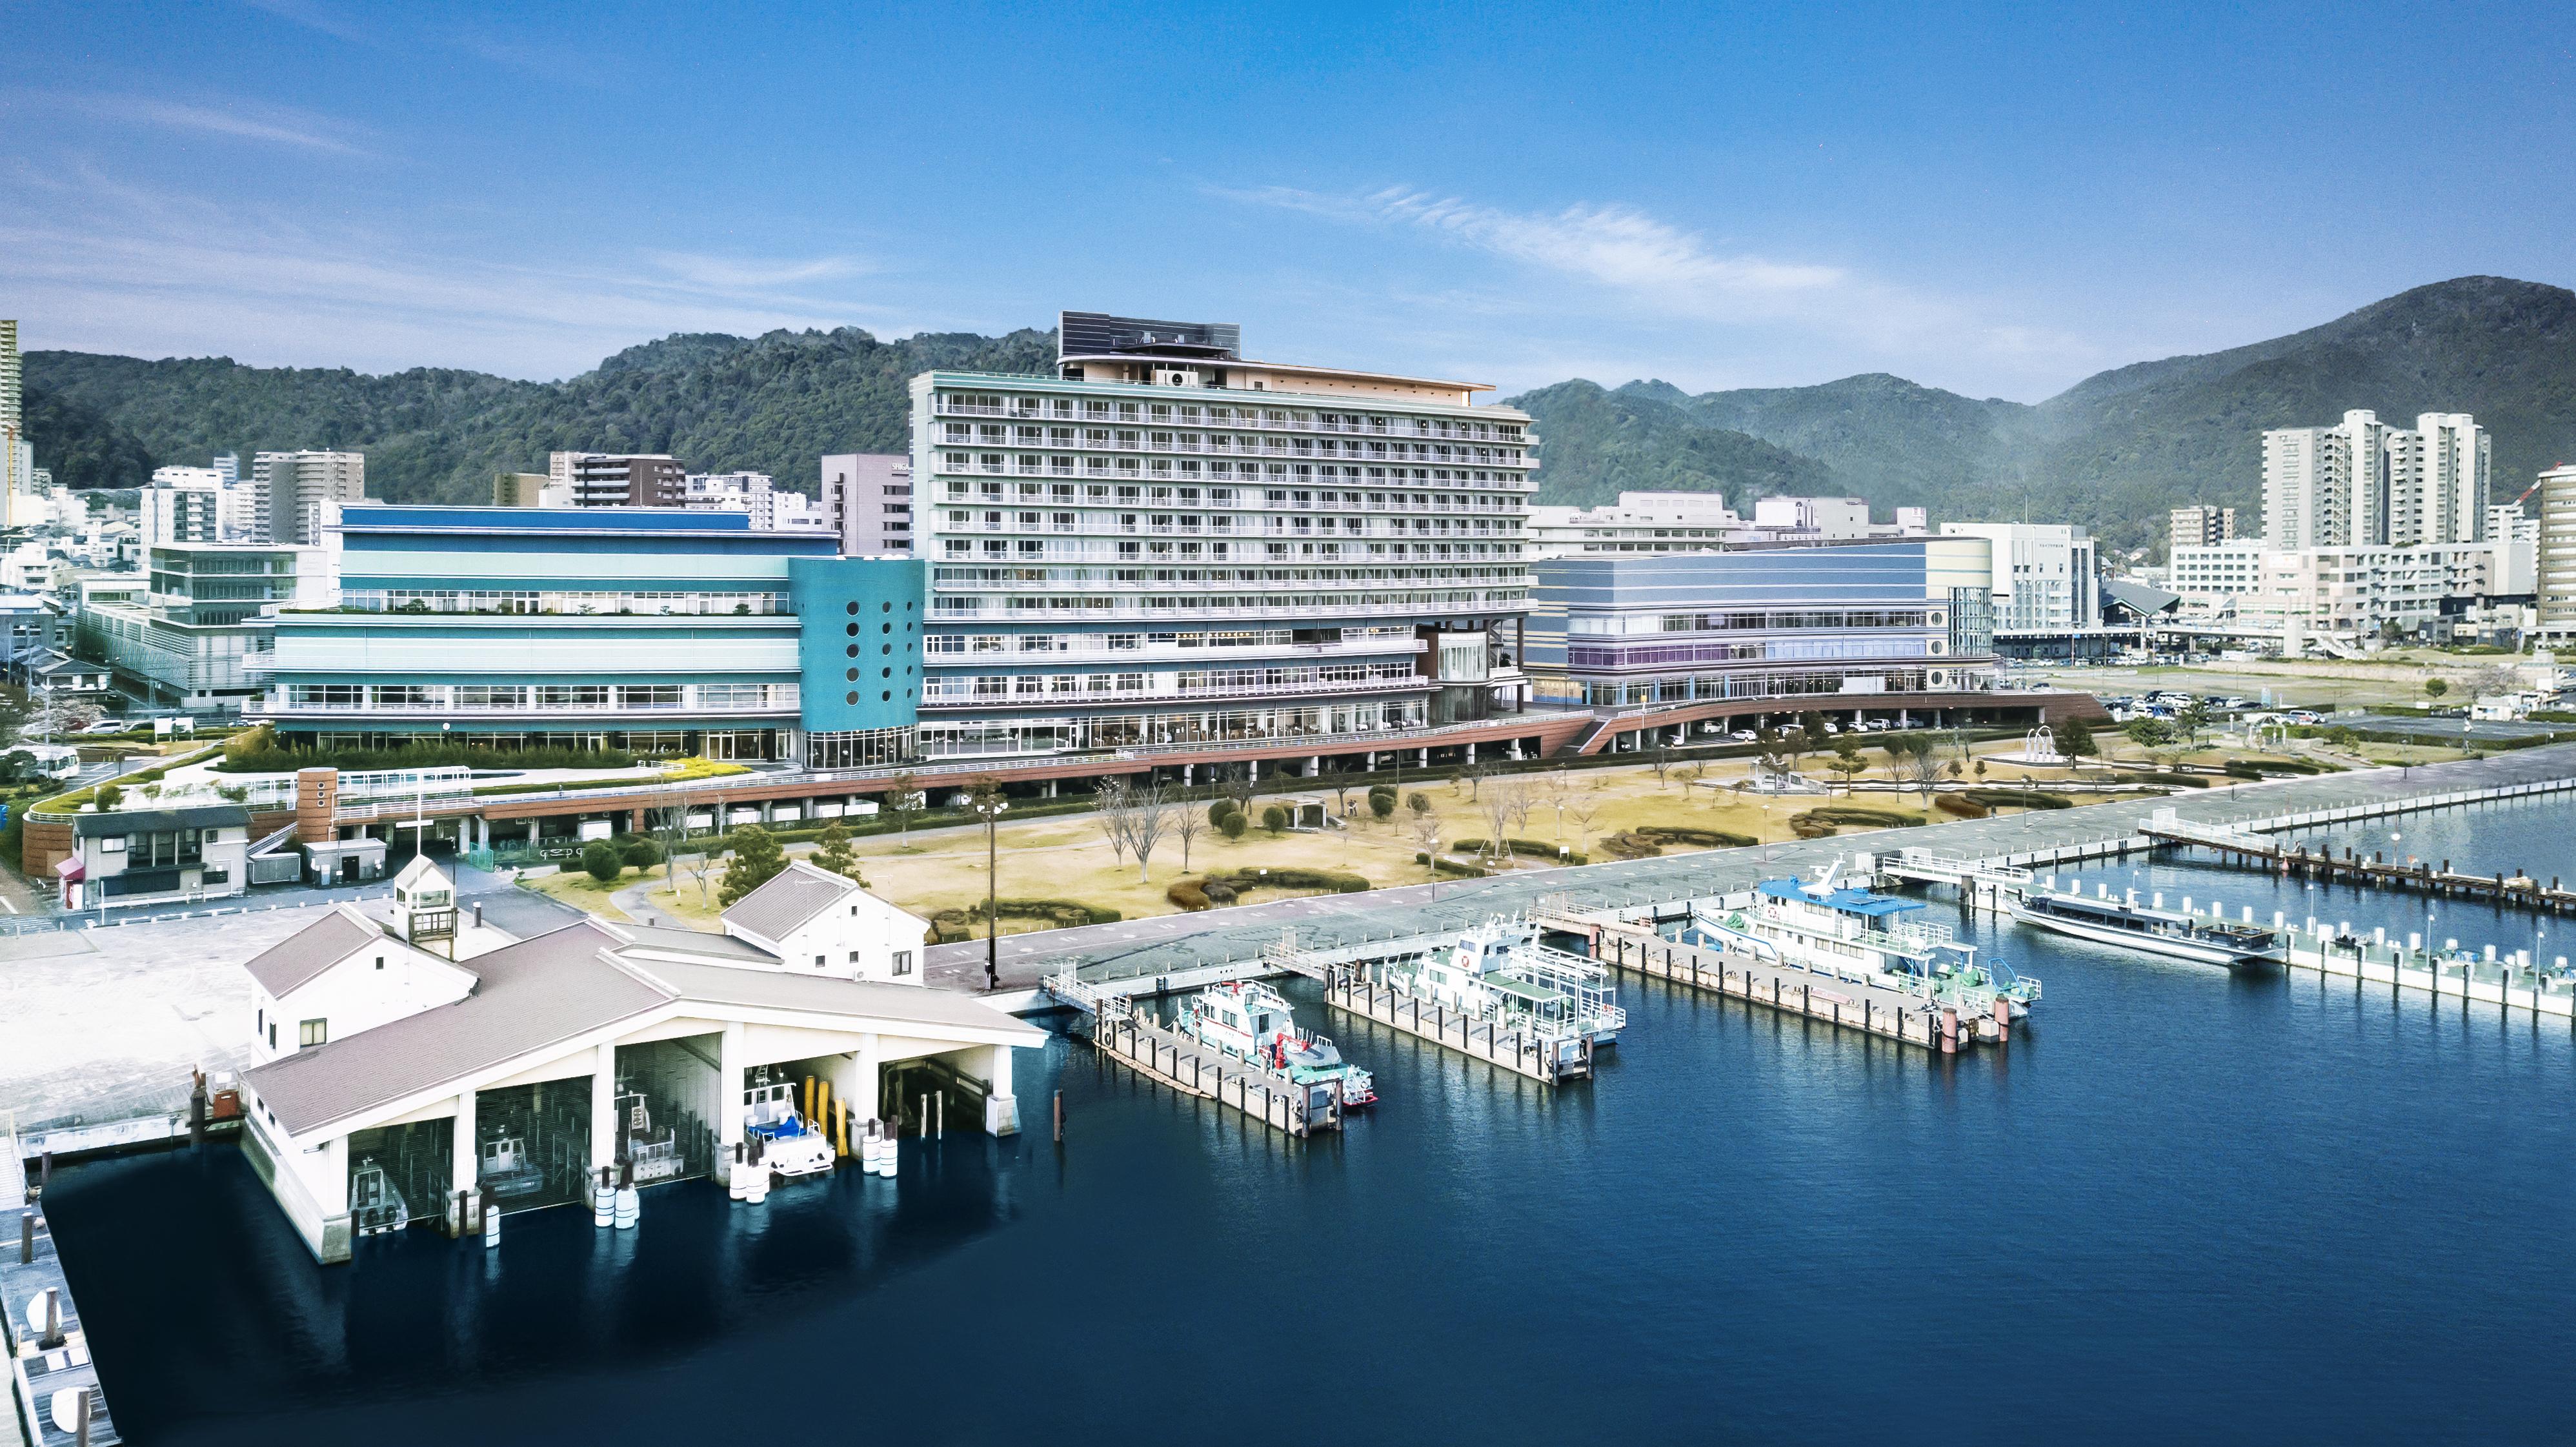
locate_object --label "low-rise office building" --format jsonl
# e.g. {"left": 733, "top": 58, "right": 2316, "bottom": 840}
{"left": 252, "top": 505, "right": 923, "bottom": 767}
{"left": 77, "top": 542, "right": 329, "bottom": 711}
{"left": 58, "top": 802, "right": 252, "bottom": 909}
{"left": 1524, "top": 540, "right": 1998, "bottom": 715}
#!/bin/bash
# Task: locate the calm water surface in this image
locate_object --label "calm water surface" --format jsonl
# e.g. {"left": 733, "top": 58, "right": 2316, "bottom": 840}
{"left": 47, "top": 796, "right": 2576, "bottom": 1445}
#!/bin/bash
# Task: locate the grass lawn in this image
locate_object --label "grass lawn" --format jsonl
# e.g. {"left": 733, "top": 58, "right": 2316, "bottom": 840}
{"left": 519, "top": 867, "right": 636, "bottom": 922}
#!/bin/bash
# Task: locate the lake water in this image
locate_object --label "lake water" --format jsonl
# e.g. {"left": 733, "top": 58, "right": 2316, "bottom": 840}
{"left": 44, "top": 796, "right": 2576, "bottom": 1445}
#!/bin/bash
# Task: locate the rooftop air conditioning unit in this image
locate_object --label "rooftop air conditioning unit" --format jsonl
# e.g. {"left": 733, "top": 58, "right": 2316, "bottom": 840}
{"left": 1154, "top": 367, "right": 1200, "bottom": 388}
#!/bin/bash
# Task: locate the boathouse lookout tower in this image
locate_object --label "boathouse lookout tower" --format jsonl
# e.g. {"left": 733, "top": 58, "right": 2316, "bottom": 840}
{"left": 387, "top": 856, "right": 457, "bottom": 950}
{"left": 231, "top": 879, "right": 1041, "bottom": 1264}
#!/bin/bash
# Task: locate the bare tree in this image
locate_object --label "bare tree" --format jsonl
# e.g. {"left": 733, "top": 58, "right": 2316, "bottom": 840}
{"left": 1675, "top": 759, "right": 1706, "bottom": 798}
{"left": 1479, "top": 779, "right": 1516, "bottom": 865}
{"left": 1459, "top": 759, "right": 1491, "bottom": 802}
{"left": 1216, "top": 764, "right": 1256, "bottom": 819}
{"left": 1171, "top": 798, "right": 1207, "bottom": 871}
{"left": 1649, "top": 742, "right": 1673, "bottom": 789}
{"left": 681, "top": 835, "right": 724, "bottom": 909}
{"left": 1320, "top": 760, "right": 1358, "bottom": 822}
{"left": 1093, "top": 777, "right": 1130, "bottom": 867}
{"left": 1118, "top": 783, "right": 1172, "bottom": 882}
{"left": 647, "top": 790, "right": 692, "bottom": 888}
{"left": 1406, "top": 809, "right": 1444, "bottom": 873}
{"left": 1893, "top": 736, "right": 1943, "bottom": 805}
{"left": 1502, "top": 775, "right": 1538, "bottom": 838}
{"left": 1567, "top": 797, "right": 1601, "bottom": 854}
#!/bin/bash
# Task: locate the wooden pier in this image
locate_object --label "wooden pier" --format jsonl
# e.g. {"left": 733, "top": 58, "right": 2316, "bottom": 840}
{"left": 1083, "top": 996, "right": 1340, "bottom": 1136}
{"left": 1321, "top": 967, "right": 1592, "bottom": 1083}
{"left": 2142, "top": 820, "right": 2576, "bottom": 914}
{"left": 1591, "top": 929, "right": 1989, "bottom": 1053}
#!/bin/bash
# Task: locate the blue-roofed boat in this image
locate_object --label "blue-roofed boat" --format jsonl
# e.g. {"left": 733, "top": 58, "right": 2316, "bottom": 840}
{"left": 1682, "top": 861, "right": 2042, "bottom": 1018}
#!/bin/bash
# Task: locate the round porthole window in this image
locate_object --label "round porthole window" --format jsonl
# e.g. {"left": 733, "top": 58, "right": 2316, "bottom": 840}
{"left": 845, "top": 691, "right": 858, "bottom": 705}
{"left": 845, "top": 602, "right": 859, "bottom": 616}
{"left": 881, "top": 667, "right": 891, "bottom": 678}
{"left": 845, "top": 668, "right": 858, "bottom": 682}
{"left": 881, "top": 690, "right": 892, "bottom": 702}
{"left": 882, "top": 601, "right": 892, "bottom": 612}
{"left": 846, "top": 644, "right": 858, "bottom": 658}
{"left": 845, "top": 623, "right": 858, "bottom": 636}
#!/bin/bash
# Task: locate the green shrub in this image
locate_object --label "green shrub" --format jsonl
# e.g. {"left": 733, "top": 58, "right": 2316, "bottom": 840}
{"left": 1414, "top": 853, "right": 1487, "bottom": 878}
{"left": 1167, "top": 879, "right": 1211, "bottom": 911}
{"left": 1636, "top": 825, "right": 1757, "bottom": 849}
{"left": 1793, "top": 805, "right": 1924, "bottom": 827}
{"left": 1934, "top": 795, "right": 1991, "bottom": 819}
{"left": 1203, "top": 866, "right": 1370, "bottom": 895}
{"left": 1369, "top": 791, "right": 1396, "bottom": 819}
{"left": 1209, "top": 799, "right": 1240, "bottom": 827}
{"left": 581, "top": 839, "right": 624, "bottom": 883}
{"left": 621, "top": 839, "right": 664, "bottom": 869}
{"left": 1220, "top": 811, "right": 1247, "bottom": 840}
{"left": 1962, "top": 789, "right": 2074, "bottom": 810}
{"left": 1598, "top": 831, "right": 1664, "bottom": 859}
{"left": 1261, "top": 804, "right": 1289, "bottom": 833}
{"left": 216, "top": 739, "right": 639, "bottom": 774}
{"left": 1452, "top": 836, "right": 1590, "bottom": 864}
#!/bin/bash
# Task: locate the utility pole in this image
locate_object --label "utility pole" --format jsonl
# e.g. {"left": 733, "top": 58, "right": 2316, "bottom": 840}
{"left": 968, "top": 778, "right": 1009, "bottom": 991}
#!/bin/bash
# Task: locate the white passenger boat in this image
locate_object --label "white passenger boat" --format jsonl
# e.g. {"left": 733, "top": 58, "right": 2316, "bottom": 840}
{"left": 349, "top": 1157, "right": 409, "bottom": 1235}
{"left": 2011, "top": 888, "right": 2282, "bottom": 966}
{"left": 743, "top": 1067, "right": 838, "bottom": 1177}
{"left": 1179, "top": 980, "right": 1376, "bottom": 1108}
{"left": 1686, "top": 861, "right": 2042, "bottom": 1018}
{"left": 1389, "top": 916, "right": 1625, "bottom": 1046}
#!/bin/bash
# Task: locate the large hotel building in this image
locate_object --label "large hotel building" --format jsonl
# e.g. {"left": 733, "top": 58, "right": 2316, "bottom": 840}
{"left": 908, "top": 312, "right": 1535, "bottom": 761}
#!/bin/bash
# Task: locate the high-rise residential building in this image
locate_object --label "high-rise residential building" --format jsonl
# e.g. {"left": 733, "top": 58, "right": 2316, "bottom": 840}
{"left": 2264, "top": 410, "right": 2488, "bottom": 547}
{"left": 1937, "top": 522, "right": 2100, "bottom": 633}
{"left": 0, "top": 318, "right": 31, "bottom": 526}
{"left": 2538, "top": 465, "right": 2576, "bottom": 638}
{"left": 547, "top": 451, "right": 684, "bottom": 507}
{"left": 491, "top": 471, "right": 553, "bottom": 507}
{"left": 213, "top": 453, "right": 240, "bottom": 487}
{"left": 820, "top": 453, "right": 914, "bottom": 554}
{"left": 2486, "top": 502, "right": 2539, "bottom": 545}
{"left": 2169, "top": 504, "right": 2239, "bottom": 551}
{"left": 2411, "top": 413, "right": 2491, "bottom": 544}
{"left": 252, "top": 450, "right": 367, "bottom": 544}
{"left": 908, "top": 310, "right": 1534, "bottom": 762}
{"left": 140, "top": 476, "right": 224, "bottom": 543}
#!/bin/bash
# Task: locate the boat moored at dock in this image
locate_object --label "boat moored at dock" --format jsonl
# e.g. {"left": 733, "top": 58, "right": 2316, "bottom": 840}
{"left": 1180, "top": 980, "right": 1376, "bottom": 1109}
{"left": 1683, "top": 863, "right": 2041, "bottom": 1020}
{"left": 743, "top": 1068, "right": 838, "bottom": 1178}
{"left": 2011, "top": 887, "right": 2282, "bottom": 966}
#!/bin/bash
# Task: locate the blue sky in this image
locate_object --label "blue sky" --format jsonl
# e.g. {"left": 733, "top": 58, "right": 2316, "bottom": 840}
{"left": 5, "top": 1, "right": 2570, "bottom": 401}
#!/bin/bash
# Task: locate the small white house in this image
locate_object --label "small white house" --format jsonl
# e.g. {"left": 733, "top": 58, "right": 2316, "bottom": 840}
{"left": 244, "top": 902, "right": 477, "bottom": 1062}
{"left": 719, "top": 861, "right": 927, "bottom": 983}
{"left": 62, "top": 802, "right": 252, "bottom": 908}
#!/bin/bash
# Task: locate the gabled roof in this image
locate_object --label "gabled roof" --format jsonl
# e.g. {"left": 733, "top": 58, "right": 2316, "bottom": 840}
{"left": 2102, "top": 578, "right": 2182, "bottom": 616}
{"left": 244, "top": 920, "right": 663, "bottom": 1137}
{"left": 242, "top": 906, "right": 392, "bottom": 998}
{"left": 721, "top": 860, "right": 862, "bottom": 942}
{"left": 241, "top": 913, "right": 1043, "bottom": 1139}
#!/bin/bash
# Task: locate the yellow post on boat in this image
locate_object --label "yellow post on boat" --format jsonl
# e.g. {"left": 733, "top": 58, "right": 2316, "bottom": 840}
{"left": 803, "top": 1074, "right": 816, "bottom": 1126}
{"left": 816, "top": 1078, "right": 833, "bottom": 1151}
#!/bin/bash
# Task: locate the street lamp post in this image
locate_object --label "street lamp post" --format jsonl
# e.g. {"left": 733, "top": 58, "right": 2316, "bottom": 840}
{"left": 969, "top": 782, "right": 1009, "bottom": 991}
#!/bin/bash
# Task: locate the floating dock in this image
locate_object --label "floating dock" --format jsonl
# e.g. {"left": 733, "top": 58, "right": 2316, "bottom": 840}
{"left": 5, "top": 1118, "right": 121, "bottom": 1447}
{"left": 1046, "top": 974, "right": 1342, "bottom": 1135}
{"left": 1320, "top": 966, "right": 1593, "bottom": 1082}
{"left": 2282, "top": 920, "right": 2576, "bottom": 1020}
{"left": 1545, "top": 913, "right": 1997, "bottom": 1052}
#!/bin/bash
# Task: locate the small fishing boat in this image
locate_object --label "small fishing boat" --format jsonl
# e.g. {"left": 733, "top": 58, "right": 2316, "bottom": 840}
{"left": 1180, "top": 980, "right": 1376, "bottom": 1108}
{"left": 743, "top": 1067, "right": 838, "bottom": 1177}
{"left": 614, "top": 1082, "right": 685, "bottom": 1184}
{"left": 349, "top": 1156, "right": 409, "bottom": 1235}
{"left": 476, "top": 1131, "right": 548, "bottom": 1199}
{"left": 2012, "top": 888, "right": 2282, "bottom": 966}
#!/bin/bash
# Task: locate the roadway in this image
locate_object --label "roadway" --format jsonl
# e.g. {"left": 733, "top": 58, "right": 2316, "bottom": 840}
{"left": 922, "top": 740, "right": 2576, "bottom": 995}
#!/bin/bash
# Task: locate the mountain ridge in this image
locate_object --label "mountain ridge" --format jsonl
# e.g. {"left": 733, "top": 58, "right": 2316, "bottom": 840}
{"left": 25, "top": 276, "right": 2573, "bottom": 555}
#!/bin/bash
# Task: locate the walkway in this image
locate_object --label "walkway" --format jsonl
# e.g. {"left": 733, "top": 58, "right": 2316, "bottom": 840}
{"left": 923, "top": 742, "right": 2576, "bottom": 995}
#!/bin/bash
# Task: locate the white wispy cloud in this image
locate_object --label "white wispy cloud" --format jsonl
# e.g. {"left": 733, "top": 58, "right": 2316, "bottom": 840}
{"left": 0, "top": 165, "right": 916, "bottom": 378}
{"left": 42, "top": 93, "right": 373, "bottom": 156}
{"left": 1218, "top": 183, "right": 2104, "bottom": 391}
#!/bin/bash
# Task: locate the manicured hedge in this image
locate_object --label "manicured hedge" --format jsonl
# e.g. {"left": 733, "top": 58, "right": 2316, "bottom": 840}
{"left": 1636, "top": 825, "right": 1757, "bottom": 848}
{"left": 1934, "top": 795, "right": 1991, "bottom": 819}
{"left": 1414, "top": 853, "right": 1487, "bottom": 878}
{"left": 1450, "top": 837, "right": 1591, "bottom": 865}
{"left": 1202, "top": 865, "right": 1371, "bottom": 895}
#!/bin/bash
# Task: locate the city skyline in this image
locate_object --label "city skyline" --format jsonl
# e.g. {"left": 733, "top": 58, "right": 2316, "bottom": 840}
{"left": 4, "top": 1, "right": 2571, "bottom": 401}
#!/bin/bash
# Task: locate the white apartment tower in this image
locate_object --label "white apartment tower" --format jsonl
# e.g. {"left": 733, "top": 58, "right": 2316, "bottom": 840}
{"left": 1936, "top": 521, "right": 2100, "bottom": 632}
{"left": 908, "top": 310, "right": 1534, "bottom": 760}
{"left": 2265, "top": 409, "right": 2489, "bottom": 548}
{"left": 252, "top": 450, "right": 367, "bottom": 544}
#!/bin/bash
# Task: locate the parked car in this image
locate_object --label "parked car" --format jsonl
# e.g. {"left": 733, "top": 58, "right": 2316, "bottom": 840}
{"left": 1728, "top": 730, "right": 1760, "bottom": 743}
{"left": 77, "top": 718, "right": 129, "bottom": 736}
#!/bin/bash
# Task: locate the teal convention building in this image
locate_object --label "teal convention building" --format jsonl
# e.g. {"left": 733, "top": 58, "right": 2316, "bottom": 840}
{"left": 256, "top": 507, "right": 924, "bottom": 768}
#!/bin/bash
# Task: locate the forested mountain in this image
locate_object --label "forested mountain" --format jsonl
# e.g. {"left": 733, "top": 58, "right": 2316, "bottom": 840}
{"left": 27, "top": 276, "right": 2575, "bottom": 556}
{"left": 26, "top": 327, "right": 1056, "bottom": 501}
{"left": 1507, "top": 276, "right": 2576, "bottom": 556}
